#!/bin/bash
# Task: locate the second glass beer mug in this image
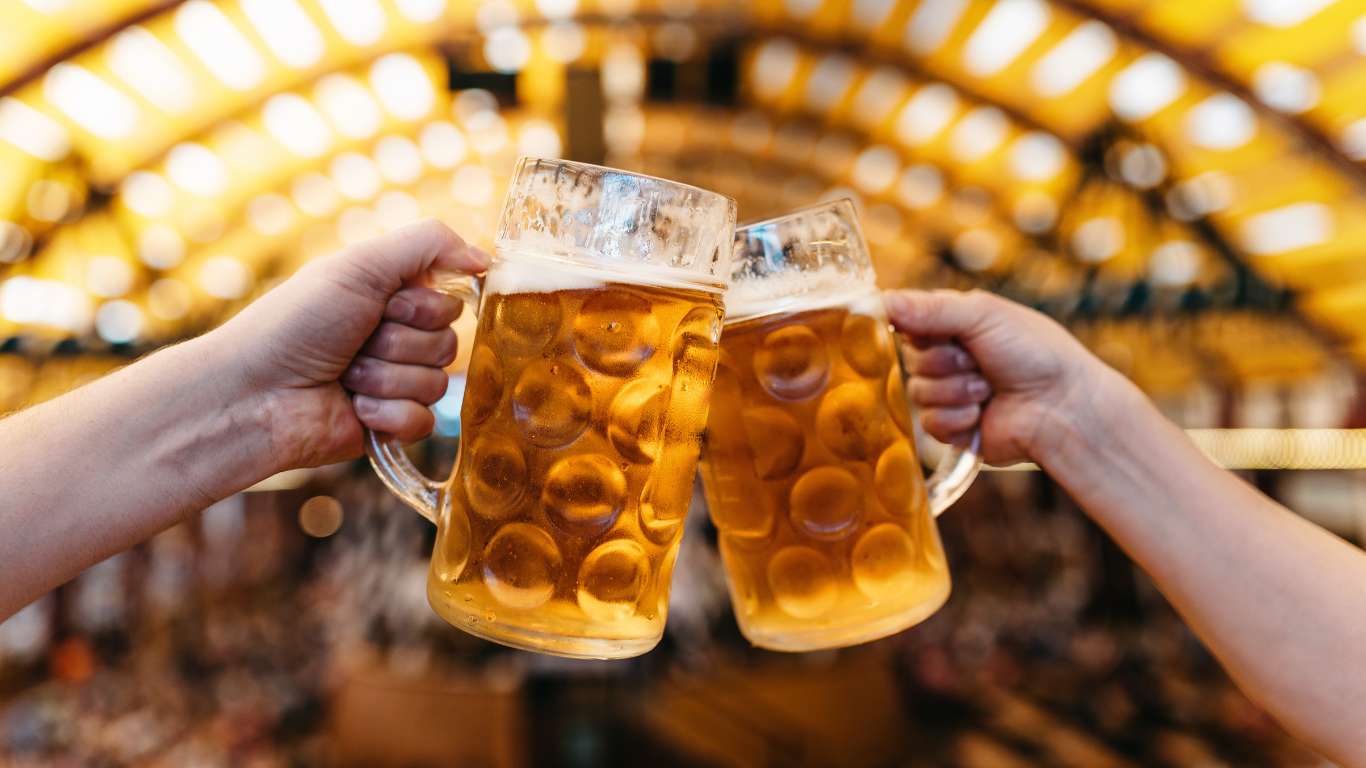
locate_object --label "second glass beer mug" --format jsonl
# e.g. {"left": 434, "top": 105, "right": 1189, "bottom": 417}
{"left": 369, "top": 158, "right": 736, "bottom": 659}
{"left": 699, "top": 199, "right": 981, "bottom": 652}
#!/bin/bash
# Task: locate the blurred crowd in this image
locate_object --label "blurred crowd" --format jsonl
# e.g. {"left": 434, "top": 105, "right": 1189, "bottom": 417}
{"left": 0, "top": 439, "right": 1326, "bottom": 766}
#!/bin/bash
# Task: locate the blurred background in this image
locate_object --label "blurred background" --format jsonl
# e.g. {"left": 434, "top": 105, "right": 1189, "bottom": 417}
{"left": 2, "top": 0, "right": 1365, "bottom": 764}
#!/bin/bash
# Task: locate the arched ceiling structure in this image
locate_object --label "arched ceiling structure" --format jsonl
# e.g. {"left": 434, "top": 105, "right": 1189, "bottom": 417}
{"left": 0, "top": 0, "right": 1363, "bottom": 406}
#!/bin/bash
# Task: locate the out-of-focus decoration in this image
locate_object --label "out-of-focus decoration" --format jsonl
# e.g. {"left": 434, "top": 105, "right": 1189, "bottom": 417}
{"left": 1, "top": 0, "right": 1364, "bottom": 438}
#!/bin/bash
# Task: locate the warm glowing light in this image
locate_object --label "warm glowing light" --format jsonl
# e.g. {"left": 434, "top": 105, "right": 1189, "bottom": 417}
{"left": 292, "top": 173, "right": 342, "bottom": 216}
{"left": 95, "top": 300, "right": 143, "bottom": 344}
{"left": 26, "top": 180, "right": 72, "bottom": 222}
{"left": 121, "top": 172, "right": 174, "bottom": 218}
{"left": 0, "top": 277, "right": 91, "bottom": 331}
{"left": 44, "top": 64, "right": 140, "bottom": 139}
{"left": 518, "top": 120, "right": 562, "bottom": 158}
{"left": 654, "top": 23, "right": 697, "bottom": 61}
{"left": 199, "top": 257, "right": 252, "bottom": 299}
{"left": 963, "top": 0, "right": 1049, "bottom": 77}
{"left": 851, "top": 145, "right": 900, "bottom": 194}
{"left": 954, "top": 229, "right": 1000, "bottom": 271}
{"left": 1072, "top": 217, "right": 1124, "bottom": 262}
{"left": 851, "top": 67, "right": 908, "bottom": 128}
{"left": 0, "top": 223, "right": 32, "bottom": 264}
{"left": 420, "top": 121, "right": 468, "bottom": 168}
{"left": 175, "top": 1, "right": 266, "bottom": 91}
{"left": 895, "top": 164, "right": 944, "bottom": 209}
{"left": 543, "top": 21, "right": 587, "bottom": 63}
{"left": 894, "top": 84, "right": 958, "bottom": 146}
{"left": 148, "top": 278, "right": 191, "bottom": 320}
{"left": 1253, "top": 62, "right": 1320, "bottom": 114}
{"left": 1119, "top": 143, "right": 1166, "bottom": 188}
{"left": 1341, "top": 118, "right": 1366, "bottom": 161}
{"left": 319, "top": 0, "right": 386, "bottom": 46}
{"left": 247, "top": 193, "right": 296, "bottom": 236}
{"left": 602, "top": 42, "right": 645, "bottom": 101}
{"left": 337, "top": 206, "right": 380, "bottom": 244}
{"left": 370, "top": 54, "right": 435, "bottom": 120}
{"left": 241, "top": 0, "right": 325, "bottom": 69}
{"left": 1149, "top": 241, "right": 1201, "bottom": 286}
{"left": 485, "top": 27, "right": 532, "bottom": 73}
{"left": 949, "top": 107, "right": 1008, "bottom": 162}
{"left": 332, "top": 152, "right": 383, "bottom": 201}
{"left": 804, "top": 54, "right": 857, "bottom": 112}
{"left": 1031, "top": 20, "right": 1116, "bottom": 98}
{"left": 396, "top": 0, "right": 447, "bottom": 23}
{"left": 263, "top": 94, "right": 333, "bottom": 158}
{"left": 166, "top": 143, "right": 229, "bottom": 197}
{"left": 375, "top": 136, "right": 424, "bottom": 184}
{"left": 0, "top": 98, "right": 70, "bottom": 161}
{"left": 465, "top": 110, "right": 509, "bottom": 155}
{"left": 1242, "top": 0, "right": 1335, "bottom": 27}
{"left": 451, "top": 164, "right": 495, "bottom": 207}
{"left": 750, "top": 39, "right": 799, "bottom": 101}
{"left": 107, "top": 27, "right": 195, "bottom": 114}
{"left": 375, "top": 190, "right": 422, "bottom": 231}
{"left": 85, "top": 255, "right": 134, "bottom": 297}
{"left": 138, "top": 225, "right": 186, "bottom": 269}
{"left": 1013, "top": 191, "right": 1057, "bottom": 233}
{"left": 313, "top": 75, "right": 382, "bottom": 140}
{"left": 1008, "top": 132, "right": 1065, "bottom": 181}
{"left": 1184, "top": 93, "right": 1256, "bottom": 150}
{"left": 476, "top": 1, "right": 518, "bottom": 32}
{"left": 1109, "top": 53, "right": 1185, "bottom": 121}
{"left": 1240, "top": 203, "right": 1333, "bottom": 255}
{"left": 851, "top": 0, "right": 896, "bottom": 29}
{"left": 904, "top": 0, "right": 968, "bottom": 55}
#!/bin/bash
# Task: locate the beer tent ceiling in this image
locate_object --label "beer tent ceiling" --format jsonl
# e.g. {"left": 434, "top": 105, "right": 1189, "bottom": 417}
{"left": 0, "top": 0, "right": 1364, "bottom": 400}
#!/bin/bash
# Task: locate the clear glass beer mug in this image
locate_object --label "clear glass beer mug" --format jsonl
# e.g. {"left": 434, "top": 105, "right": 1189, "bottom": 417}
{"left": 698, "top": 199, "right": 982, "bottom": 652}
{"left": 369, "top": 158, "right": 736, "bottom": 659}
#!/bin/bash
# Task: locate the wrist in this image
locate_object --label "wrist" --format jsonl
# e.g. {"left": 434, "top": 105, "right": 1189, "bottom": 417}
{"left": 169, "top": 332, "right": 289, "bottom": 487}
{"left": 1030, "top": 361, "right": 1148, "bottom": 473}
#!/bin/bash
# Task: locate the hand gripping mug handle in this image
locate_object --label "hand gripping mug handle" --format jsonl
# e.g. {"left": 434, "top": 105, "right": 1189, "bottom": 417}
{"left": 895, "top": 336, "right": 984, "bottom": 518}
{"left": 365, "top": 272, "right": 483, "bottom": 524}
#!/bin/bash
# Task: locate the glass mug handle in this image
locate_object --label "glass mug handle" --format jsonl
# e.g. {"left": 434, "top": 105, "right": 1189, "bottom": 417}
{"left": 925, "top": 431, "right": 983, "bottom": 518}
{"left": 895, "top": 335, "right": 984, "bottom": 518}
{"left": 365, "top": 272, "right": 483, "bottom": 524}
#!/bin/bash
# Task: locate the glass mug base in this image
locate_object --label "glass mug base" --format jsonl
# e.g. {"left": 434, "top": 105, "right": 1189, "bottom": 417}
{"left": 733, "top": 576, "right": 951, "bottom": 653}
{"left": 426, "top": 578, "right": 665, "bottom": 660}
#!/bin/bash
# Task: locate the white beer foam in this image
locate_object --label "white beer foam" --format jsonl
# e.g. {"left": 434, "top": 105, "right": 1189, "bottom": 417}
{"left": 725, "top": 266, "right": 883, "bottom": 322}
{"left": 486, "top": 248, "right": 725, "bottom": 295}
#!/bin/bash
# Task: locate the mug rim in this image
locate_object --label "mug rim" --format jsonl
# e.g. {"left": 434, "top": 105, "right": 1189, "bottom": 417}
{"left": 734, "top": 197, "right": 858, "bottom": 234}
{"left": 511, "top": 156, "right": 738, "bottom": 208}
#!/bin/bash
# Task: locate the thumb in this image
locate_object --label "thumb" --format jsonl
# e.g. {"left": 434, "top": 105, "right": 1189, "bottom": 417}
{"left": 883, "top": 289, "right": 988, "bottom": 341}
{"left": 338, "top": 219, "right": 490, "bottom": 295}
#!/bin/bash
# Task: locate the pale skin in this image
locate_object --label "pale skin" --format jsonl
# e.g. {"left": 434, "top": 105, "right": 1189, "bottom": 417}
{"left": 0, "top": 220, "right": 1361, "bottom": 762}
{"left": 885, "top": 288, "right": 1366, "bottom": 766}
{"left": 0, "top": 219, "right": 488, "bottom": 623}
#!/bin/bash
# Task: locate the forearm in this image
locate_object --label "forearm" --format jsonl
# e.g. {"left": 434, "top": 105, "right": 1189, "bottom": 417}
{"left": 1041, "top": 370, "right": 1366, "bottom": 761}
{"left": 0, "top": 334, "right": 280, "bottom": 620}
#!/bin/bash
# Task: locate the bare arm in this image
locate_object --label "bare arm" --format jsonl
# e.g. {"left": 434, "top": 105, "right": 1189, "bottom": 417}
{"left": 0, "top": 337, "right": 276, "bottom": 618}
{"left": 887, "top": 289, "right": 1366, "bottom": 765}
{"left": 0, "top": 220, "right": 487, "bottom": 621}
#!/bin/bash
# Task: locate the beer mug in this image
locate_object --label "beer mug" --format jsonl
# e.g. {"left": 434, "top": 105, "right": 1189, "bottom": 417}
{"left": 698, "top": 199, "right": 982, "bottom": 652}
{"left": 369, "top": 158, "right": 736, "bottom": 659}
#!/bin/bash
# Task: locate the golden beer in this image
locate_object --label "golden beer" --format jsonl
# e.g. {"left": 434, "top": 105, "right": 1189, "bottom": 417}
{"left": 367, "top": 157, "right": 735, "bottom": 658}
{"left": 701, "top": 290, "right": 952, "bottom": 651}
{"left": 429, "top": 257, "right": 723, "bottom": 657}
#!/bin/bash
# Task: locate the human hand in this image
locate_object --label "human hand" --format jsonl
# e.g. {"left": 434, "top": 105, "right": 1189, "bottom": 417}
{"left": 883, "top": 289, "right": 1131, "bottom": 466}
{"left": 213, "top": 219, "right": 489, "bottom": 470}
